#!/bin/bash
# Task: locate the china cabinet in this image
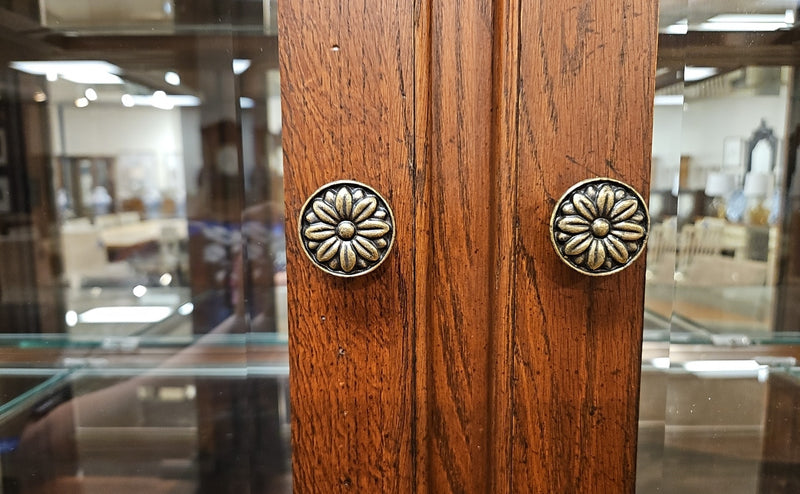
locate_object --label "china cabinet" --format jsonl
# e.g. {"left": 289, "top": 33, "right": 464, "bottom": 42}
{"left": 4, "top": 1, "right": 800, "bottom": 494}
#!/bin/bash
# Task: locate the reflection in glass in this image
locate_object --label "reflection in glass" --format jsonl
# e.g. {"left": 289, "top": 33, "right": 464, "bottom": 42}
{"left": 0, "top": 2, "right": 289, "bottom": 493}
{"left": 643, "top": 0, "right": 800, "bottom": 492}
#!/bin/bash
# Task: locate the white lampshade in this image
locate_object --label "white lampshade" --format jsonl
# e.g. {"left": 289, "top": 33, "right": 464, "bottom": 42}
{"left": 704, "top": 172, "right": 736, "bottom": 197}
{"left": 743, "top": 172, "right": 771, "bottom": 197}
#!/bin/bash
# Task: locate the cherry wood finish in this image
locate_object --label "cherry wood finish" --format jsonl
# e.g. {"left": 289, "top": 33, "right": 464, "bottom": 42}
{"left": 415, "top": 1, "right": 495, "bottom": 492}
{"left": 507, "top": 2, "right": 657, "bottom": 491}
{"left": 279, "top": 1, "right": 416, "bottom": 492}
{"left": 280, "top": 0, "right": 657, "bottom": 492}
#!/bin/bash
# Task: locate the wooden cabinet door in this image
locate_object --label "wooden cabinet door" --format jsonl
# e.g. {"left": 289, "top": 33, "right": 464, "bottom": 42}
{"left": 279, "top": 0, "right": 657, "bottom": 492}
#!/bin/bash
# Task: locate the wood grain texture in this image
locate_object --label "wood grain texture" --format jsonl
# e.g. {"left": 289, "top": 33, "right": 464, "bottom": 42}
{"left": 487, "top": 0, "right": 520, "bottom": 490}
{"left": 281, "top": 0, "right": 657, "bottom": 491}
{"left": 418, "top": 0, "right": 495, "bottom": 492}
{"left": 278, "top": 1, "right": 416, "bottom": 492}
{"left": 509, "top": 0, "right": 657, "bottom": 492}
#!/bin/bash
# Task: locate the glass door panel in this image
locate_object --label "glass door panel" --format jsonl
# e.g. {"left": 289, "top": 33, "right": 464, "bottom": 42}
{"left": 0, "top": 2, "right": 289, "bottom": 493}
{"left": 645, "top": 0, "right": 800, "bottom": 491}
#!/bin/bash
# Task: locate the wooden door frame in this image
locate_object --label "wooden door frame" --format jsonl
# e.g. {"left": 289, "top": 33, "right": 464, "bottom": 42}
{"left": 279, "top": 0, "right": 657, "bottom": 492}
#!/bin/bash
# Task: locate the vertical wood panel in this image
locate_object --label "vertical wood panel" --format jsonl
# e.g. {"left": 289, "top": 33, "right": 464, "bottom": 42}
{"left": 510, "top": 0, "right": 657, "bottom": 492}
{"left": 419, "top": 1, "right": 495, "bottom": 492}
{"left": 488, "top": 0, "right": 520, "bottom": 490}
{"left": 281, "top": 0, "right": 657, "bottom": 491}
{"left": 279, "top": 1, "right": 416, "bottom": 492}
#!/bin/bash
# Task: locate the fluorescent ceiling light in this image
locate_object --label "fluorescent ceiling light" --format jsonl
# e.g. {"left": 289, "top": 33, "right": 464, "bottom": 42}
{"left": 654, "top": 95, "right": 684, "bottom": 106}
{"left": 684, "top": 66, "right": 718, "bottom": 82}
{"left": 63, "top": 72, "right": 123, "bottom": 84}
{"left": 164, "top": 71, "right": 181, "bottom": 86}
{"left": 699, "top": 13, "right": 793, "bottom": 32}
{"left": 650, "top": 357, "right": 671, "bottom": 369}
{"left": 233, "top": 59, "right": 251, "bottom": 75}
{"left": 130, "top": 93, "right": 201, "bottom": 108}
{"left": 662, "top": 19, "right": 687, "bottom": 35}
{"left": 10, "top": 60, "right": 124, "bottom": 84}
{"left": 177, "top": 302, "right": 194, "bottom": 316}
{"left": 151, "top": 91, "right": 173, "bottom": 110}
{"left": 683, "top": 359, "right": 767, "bottom": 378}
{"left": 708, "top": 14, "right": 787, "bottom": 24}
{"left": 79, "top": 306, "right": 174, "bottom": 324}
{"left": 699, "top": 22, "right": 789, "bottom": 31}
{"left": 159, "top": 273, "right": 173, "bottom": 286}
{"left": 65, "top": 310, "right": 78, "bottom": 327}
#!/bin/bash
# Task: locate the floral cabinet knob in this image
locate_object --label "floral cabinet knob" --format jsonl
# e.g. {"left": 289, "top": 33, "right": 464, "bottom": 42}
{"left": 299, "top": 180, "right": 395, "bottom": 277}
{"left": 550, "top": 177, "right": 650, "bottom": 276}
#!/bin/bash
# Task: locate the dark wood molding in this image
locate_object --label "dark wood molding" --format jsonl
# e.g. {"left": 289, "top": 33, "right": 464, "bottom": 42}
{"left": 416, "top": 0, "right": 495, "bottom": 491}
{"left": 659, "top": 30, "right": 800, "bottom": 67}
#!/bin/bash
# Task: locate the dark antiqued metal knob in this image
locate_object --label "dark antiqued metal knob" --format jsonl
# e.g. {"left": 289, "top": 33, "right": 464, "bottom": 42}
{"left": 299, "top": 180, "right": 395, "bottom": 277}
{"left": 550, "top": 177, "right": 650, "bottom": 276}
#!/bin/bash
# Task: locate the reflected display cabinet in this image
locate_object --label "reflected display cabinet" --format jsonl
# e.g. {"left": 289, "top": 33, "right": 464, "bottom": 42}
{"left": 1, "top": 1, "right": 800, "bottom": 494}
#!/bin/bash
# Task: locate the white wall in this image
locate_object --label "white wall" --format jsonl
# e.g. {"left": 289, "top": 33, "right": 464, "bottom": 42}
{"left": 49, "top": 104, "right": 187, "bottom": 202}
{"left": 180, "top": 108, "right": 203, "bottom": 196}
{"left": 51, "top": 105, "right": 182, "bottom": 157}
{"left": 652, "top": 90, "right": 789, "bottom": 191}
{"left": 651, "top": 104, "right": 683, "bottom": 190}
{"left": 683, "top": 94, "right": 787, "bottom": 168}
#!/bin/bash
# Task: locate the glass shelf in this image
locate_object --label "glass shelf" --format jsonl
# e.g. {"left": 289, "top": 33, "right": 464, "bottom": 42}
{"left": 0, "top": 331, "right": 288, "bottom": 350}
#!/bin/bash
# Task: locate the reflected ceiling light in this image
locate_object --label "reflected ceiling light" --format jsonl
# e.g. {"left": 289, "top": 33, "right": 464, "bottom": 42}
{"left": 239, "top": 97, "right": 255, "bottom": 109}
{"left": 130, "top": 93, "right": 200, "bottom": 108}
{"left": 32, "top": 90, "right": 47, "bottom": 102}
{"left": 121, "top": 94, "right": 135, "bottom": 107}
{"left": 684, "top": 66, "right": 718, "bottom": 82}
{"left": 654, "top": 95, "right": 684, "bottom": 106}
{"left": 177, "top": 302, "right": 194, "bottom": 316}
{"left": 74, "top": 97, "right": 89, "bottom": 108}
{"left": 699, "top": 13, "right": 792, "bottom": 31}
{"left": 650, "top": 357, "right": 670, "bottom": 369}
{"left": 159, "top": 273, "right": 173, "bottom": 286}
{"left": 151, "top": 90, "right": 174, "bottom": 110}
{"left": 662, "top": 18, "right": 687, "bottom": 35}
{"left": 79, "top": 306, "right": 173, "bottom": 324}
{"left": 232, "top": 58, "right": 251, "bottom": 75}
{"left": 10, "top": 60, "right": 124, "bottom": 84}
{"left": 267, "top": 95, "right": 282, "bottom": 134}
{"left": 65, "top": 310, "right": 78, "bottom": 327}
{"left": 132, "top": 284, "right": 148, "bottom": 297}
{"left": 164, "top": 71, "right": 181, "bottom": 86}
{"left": 84, "top": 88, "right": 98, "bottom": 101}
{"left": 683, "top": 359, "right": 766, "bottom": 378}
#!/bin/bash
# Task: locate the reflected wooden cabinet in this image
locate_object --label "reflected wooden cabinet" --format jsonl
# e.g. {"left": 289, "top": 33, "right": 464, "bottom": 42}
{"left": 56, "top": 156, "right": 115, "bottom": 219}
